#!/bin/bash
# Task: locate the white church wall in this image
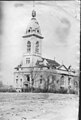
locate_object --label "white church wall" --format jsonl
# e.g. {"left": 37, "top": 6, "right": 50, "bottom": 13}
{"left": 22, "top": 55, "right": 33, "bottom": 67}
{"left": 14, "top": 72, "right": 24, "bottom": 89}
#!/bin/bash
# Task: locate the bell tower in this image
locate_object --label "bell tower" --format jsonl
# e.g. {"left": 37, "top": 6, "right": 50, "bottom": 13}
{"left": 22, "top": 10, "right": 44, "bottom": 67}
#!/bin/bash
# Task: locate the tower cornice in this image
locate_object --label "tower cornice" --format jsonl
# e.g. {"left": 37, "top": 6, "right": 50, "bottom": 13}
{"left": 22, "top": 33, "right": 44, "bottom": 39}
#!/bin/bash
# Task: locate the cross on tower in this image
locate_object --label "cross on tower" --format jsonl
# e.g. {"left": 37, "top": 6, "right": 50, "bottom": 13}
{"left": 33, "top": 0, "right": 35, "bottom": 8}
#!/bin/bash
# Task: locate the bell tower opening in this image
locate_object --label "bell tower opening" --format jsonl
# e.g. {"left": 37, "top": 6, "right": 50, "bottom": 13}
{"left": 35, "top": 41, "right": 39, "bottom": 53}
{"left": 27, "top": 41, "right": 31, "bottom": 53}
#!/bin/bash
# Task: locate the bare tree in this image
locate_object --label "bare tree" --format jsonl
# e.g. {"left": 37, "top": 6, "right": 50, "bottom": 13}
{"left": 30, "top": 66, "right": 58, "bottom": 92}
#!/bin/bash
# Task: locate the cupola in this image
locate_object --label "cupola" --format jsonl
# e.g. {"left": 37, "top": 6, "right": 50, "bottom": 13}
{"left": 23, "top": 10, "right": 43, "bottom": 39}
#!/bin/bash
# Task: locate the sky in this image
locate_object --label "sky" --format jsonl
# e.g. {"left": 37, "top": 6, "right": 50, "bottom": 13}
{"left": 0, "top": 1, "right": 80, "bottom": 85}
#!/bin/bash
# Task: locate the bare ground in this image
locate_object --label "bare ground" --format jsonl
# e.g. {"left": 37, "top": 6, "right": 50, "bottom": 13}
{"left": 0, "top": 93, "right": 79, "bottom": 120}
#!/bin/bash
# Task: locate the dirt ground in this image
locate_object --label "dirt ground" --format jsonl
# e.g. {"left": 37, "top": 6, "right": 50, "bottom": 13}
{"left": 0, "top": 93, "right": 79, "bottom": 120}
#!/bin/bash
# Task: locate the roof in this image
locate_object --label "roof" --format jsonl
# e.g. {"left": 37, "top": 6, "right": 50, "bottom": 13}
{"left": 36, "top": 58, "right": 60, "bottom": 68}
{"left": 44, "top": 58, "right": 60, "bottom": 67}
{"left": 57, "top": 64, "right": 68, "bottom": 71}
{"left": 56, "top": 64, "right": 77, "bottom": 76}
{"left": 14, "top": 64, "right": 22, "bottom": 70}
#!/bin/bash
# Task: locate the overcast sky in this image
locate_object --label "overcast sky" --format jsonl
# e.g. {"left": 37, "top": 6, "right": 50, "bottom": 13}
{"left": 0, "top": 1, "right": 80, "bottom": 85}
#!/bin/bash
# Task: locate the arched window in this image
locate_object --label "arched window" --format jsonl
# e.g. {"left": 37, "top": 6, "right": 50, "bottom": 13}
{"left": 16, "top": 79, "right": 18, "bottom": 84}
{"left": 26, "top": 75, "right": 30, "bottom": 81}
{"left": 27, "top": 41, "right": 31, "bottom": 52}
{"left": 40, "top": 75, "right": 42, "bottom": 84}
{"left": 35, "top": 41, "right": 39, "bottom": 53}
{"left": 20, "top": 79, "right": 22, "bottom": 82}
{"left": 68, "top": 77, "right": 71, "bottom": 85}
{"left": 60, "top": 75, "right": 64, "bottom": 85}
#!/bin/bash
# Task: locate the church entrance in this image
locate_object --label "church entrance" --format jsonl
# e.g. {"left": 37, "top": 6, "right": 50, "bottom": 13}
{"left": 23, "top": 74, "right": 31, "bottom": 92}
{"left": 24, "top": 74, "right": 30, "bottom": 87}
{"left": 26, "top": 75, "right": 30, "bottom": 82}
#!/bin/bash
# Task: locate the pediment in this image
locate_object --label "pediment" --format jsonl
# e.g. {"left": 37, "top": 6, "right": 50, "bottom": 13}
{"left": 58, "top": 65, "right": 68, "bottom": 71}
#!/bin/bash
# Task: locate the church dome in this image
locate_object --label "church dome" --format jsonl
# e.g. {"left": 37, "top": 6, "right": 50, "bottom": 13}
{"left": 23, "top": 10, "right": 43, "bottom": 39}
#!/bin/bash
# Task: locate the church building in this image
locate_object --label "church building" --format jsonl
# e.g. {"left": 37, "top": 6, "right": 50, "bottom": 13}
{"left": 14, "top": 10, "right": 78, "bottom": 93}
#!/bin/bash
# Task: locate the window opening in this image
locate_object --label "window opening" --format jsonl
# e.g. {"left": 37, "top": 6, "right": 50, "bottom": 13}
{"left": 16, "top": 79, "right": 18, "bottom": 84}
{"left": 26, "top": 58, "right": 30, "bottom": 64}
{"left": 60, "top": 75, "right": 64, "bottom": 85}
{"left": 35, "top": 41, "right": 39, "bottom": 53}
{"left": 27, "top": 41, "right": 31, "bottom": 52}
{"left": 68, "top": 77, "right": 71, "bottom": 85}
{"left": 37, "top": 29, "right": 39, "bottom": 33}
{"left": 28, "top": 29, "right": 30, "bottom": 32}
{"left": 26, "top": 75, "right": 30, "bottom": 82}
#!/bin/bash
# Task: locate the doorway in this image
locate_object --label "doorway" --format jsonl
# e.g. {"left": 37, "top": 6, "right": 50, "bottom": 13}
{"left": 26, "top": 75, "right": 30, "bottom": 82}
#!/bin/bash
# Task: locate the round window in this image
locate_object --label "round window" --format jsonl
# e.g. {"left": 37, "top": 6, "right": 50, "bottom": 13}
{"left": 37, "top": 30, "right": 39, "bottom": 33}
